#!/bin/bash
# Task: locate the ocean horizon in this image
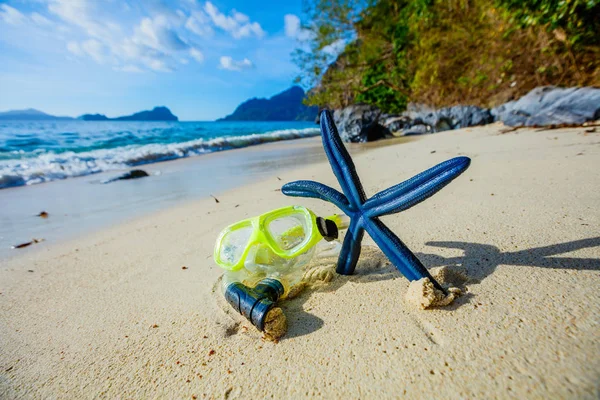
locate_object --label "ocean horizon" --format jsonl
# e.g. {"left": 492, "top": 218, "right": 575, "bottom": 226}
{"left": 0, "top": 120, "right": 319, "bottom": 189}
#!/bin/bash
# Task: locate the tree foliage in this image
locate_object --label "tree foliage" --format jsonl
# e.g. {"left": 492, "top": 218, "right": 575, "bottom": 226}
{"left": 498, "top": 0, "right": 600, "bottom": 47}
{"left": 294, "top": 0, "right": 599, "bottom": 112}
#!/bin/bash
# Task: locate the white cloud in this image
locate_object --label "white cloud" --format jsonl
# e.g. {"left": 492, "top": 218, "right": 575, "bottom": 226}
{"left": 146, "top": 58, "right": 173, "bottom": 73}
{"left": 322, "top": 39, "right": 346, "bottom": 56}
{"left": 219, "top": 56, "right": 253, "bottom": 71}
{"left": 44, "top": 0, "right": 198, "bottom": 73}
{"left": 3, "top": 0, "right": 270, "bottom": 74}
{"left": 1, "top": 5, "right": 57, "bottom": 29}
{"left": 0, "top": 4, "right": 27, "bottom": 25}
{"left": 133, "top": 16, "right": 189, "bottom": 52}
{"left": 81, "top": 39, "right": 105, "bottom": 63}
{"left": 189, "top": 47, "right": 204, "bottom": 63}
{"left": 284, "top": 14, "right": 300, "bottom": 38}
{"left": 66, "top": 41, "right": 84, "bottom": 56}
{"left": 48, "top": 0, "right": 117, "bottom": 40}
{"left": 185, "top": 10, "right": 213, "bottom": 36}
{"left": 283, "top": 14, "right": 313, "bottom": 41}
{"left": 114, "top": 64, "right": 144, "bottom": 73}
{"left": 204, "top": 1, "right": 264, "bottom": 39}
{"left": 30, "top": 12, "right": 54, "bottom": 27}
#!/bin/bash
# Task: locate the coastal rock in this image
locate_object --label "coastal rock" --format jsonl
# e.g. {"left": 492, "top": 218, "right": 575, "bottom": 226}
{"left": 492, "top": 86, "right": 600, "bottom": 127}
{"left": 103, "top": 169, "right": 149, "bottom": 183}
{"left": 380, "top": 116, "right": 411, "bottom": 134}
{"left": 333, "top": 105, "right": 391, "bottom": 142}
{"left": 333, "top": 104, "right": 494, "bottom": 142}
{"left": 332, "top": 103, "right": 492, "bottom": 140}
{"left": 403, "top": 123, "right": 432, "bottom": 136}
{"left": 329, "top": 86, "right": 597, "bottom": 142}
{"left": 401, "top": 104, "right": 493, "bottom": 133}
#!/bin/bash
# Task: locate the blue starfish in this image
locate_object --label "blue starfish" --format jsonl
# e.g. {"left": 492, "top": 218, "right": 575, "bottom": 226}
{"left": 282, "top": 110, "right": 471, "bottom": 292}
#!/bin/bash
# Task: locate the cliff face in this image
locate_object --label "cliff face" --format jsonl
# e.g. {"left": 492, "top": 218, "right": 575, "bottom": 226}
{"left": 219, "top": 86, "right": 318, "bottom": 122}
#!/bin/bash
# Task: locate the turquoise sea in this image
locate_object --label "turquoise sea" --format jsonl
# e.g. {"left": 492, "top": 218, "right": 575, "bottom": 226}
{"left": 0, "top": 120, "right": 319, "bottom": 189}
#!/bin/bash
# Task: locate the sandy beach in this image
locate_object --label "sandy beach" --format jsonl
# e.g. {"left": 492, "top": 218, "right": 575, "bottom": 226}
{"left": 1, "top": 122, "right": 599, "bottom": 398}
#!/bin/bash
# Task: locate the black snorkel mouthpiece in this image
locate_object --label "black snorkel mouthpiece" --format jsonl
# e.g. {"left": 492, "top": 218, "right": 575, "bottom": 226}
{"left": 316, "top": 217, "right": 338, "bottom": 241}
{"left": 224, "top": 278, "right": 285, "bottom": 331}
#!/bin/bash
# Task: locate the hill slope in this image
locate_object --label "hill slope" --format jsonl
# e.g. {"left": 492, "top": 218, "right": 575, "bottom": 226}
{"left": 0, "top": 109, "right": 73, "bottom": 120}
{"left": 219, "top": 86, "right": 318, "bottom": 122}
{"left": 79, "top": 107, "right": 178, "bottom": 121}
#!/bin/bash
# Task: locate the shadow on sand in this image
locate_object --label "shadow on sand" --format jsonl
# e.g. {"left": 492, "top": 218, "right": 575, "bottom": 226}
{"left": 416, "top": 236, "right": 600, "bottom": 282}
{"left": 283, "top": 237, "right": 600, "bottom": 339}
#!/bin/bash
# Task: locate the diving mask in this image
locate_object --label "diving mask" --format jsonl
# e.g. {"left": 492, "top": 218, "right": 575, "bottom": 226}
{"left": 214, "top": 205, "right": 347, "bottom": 272}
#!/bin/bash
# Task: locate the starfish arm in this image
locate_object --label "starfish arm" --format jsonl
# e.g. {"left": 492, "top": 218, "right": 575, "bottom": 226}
{"left": 363, "top": 217, "right": 446, "bottom": 292}
{"left": 364, "top": 156, "right": 471, "bottom": 217}
{"left": 281, "top": 180, "right": 351, "bottom": 213}
{"left": 336, "top": 217, "right": 365, "bottom": 275}
{"left": 320, "top": 110, "right": 367, "bottom": 207}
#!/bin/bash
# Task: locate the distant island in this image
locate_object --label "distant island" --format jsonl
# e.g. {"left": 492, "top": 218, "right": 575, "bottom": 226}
{"left": 0, "top": 108, "right": 73, "bottom": 121}
{"left": 219, "top": 86, "right": 318, "bottom": 122}
{"left": 79, "top": 107, "right": 178, "bottom": 121}
{"left": 0, "top": 107, "right": 178, "bottom": 121}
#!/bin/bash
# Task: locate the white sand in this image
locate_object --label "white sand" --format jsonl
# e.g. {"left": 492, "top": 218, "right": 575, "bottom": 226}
{"left": 1, "top": 123, "right": 599, "bottom": 398}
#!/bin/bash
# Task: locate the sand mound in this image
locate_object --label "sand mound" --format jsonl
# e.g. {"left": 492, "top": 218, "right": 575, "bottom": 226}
{"left": 405, "top": 266, "right": 468, "bottom": 309}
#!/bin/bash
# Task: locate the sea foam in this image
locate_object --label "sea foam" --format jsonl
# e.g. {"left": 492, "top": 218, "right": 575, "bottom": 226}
{"left": 0, "top": 127, "right": 319, "bottom": 189}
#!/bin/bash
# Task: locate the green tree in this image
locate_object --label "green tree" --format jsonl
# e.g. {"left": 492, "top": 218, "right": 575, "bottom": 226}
{"left": 294, "top": 0, "right": 599, "bottom": 113}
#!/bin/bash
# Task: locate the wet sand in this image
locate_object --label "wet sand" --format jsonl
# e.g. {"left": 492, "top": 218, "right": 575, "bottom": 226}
{"left": 0, "top": 137, "right": 332, "bottom": 260}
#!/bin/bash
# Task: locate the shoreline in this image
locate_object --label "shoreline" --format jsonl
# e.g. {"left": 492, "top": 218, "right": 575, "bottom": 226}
{"left": 0, "top": 136, "right": 326, "bottom": 261}
{"left": 1, "top": 122, "right": 599, "bottom": 398}
{"left": 0, "top": 134, "right": 407, "bottom": 262}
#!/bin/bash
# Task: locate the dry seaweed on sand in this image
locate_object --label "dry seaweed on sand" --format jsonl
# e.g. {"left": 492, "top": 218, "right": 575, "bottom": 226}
{"left": 12, "top": 238, "right": 44, "bottom": 249}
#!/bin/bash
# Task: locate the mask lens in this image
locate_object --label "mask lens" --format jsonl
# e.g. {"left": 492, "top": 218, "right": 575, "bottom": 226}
{"left": 218, "top": 224, "right": 253, "bottom": 266}
{"left": 266, "top": 213, "right": 310, "bottom": 252}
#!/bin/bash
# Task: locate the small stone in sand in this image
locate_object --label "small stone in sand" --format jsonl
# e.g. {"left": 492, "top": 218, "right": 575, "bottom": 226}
{"left": 405, "top": 278, "right": 461, "bottom": 309}
{"left": 263, "top": 307, "right": 287, "bottom": 342}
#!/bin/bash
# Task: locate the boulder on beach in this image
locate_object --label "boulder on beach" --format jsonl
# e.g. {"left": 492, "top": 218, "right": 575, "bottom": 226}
{"left": 332, "top": 103, "right": 492, "bottom": 141}
{"left": 329, "top": 86, "right": 598, "bottom": 142}
{"left": 399, "top": 104, "right": 493, "bottom": 133}
{"left": 332, "top": 105, "right": 391, "bottom": 142}
{"left": 103, "top": 169, "right": 149, "bottom": 183}
{"left": 492, "top": 86, "right": 600, "bottom": 127}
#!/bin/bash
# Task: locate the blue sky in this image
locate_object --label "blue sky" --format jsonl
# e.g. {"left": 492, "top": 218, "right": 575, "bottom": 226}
{"left": 0, "top": 0, "right": 311, "bottom": 120}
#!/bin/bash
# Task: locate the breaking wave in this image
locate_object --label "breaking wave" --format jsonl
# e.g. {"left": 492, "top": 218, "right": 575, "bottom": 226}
{"left": 0, "top": 127, "right": 319, "bottom": 189}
